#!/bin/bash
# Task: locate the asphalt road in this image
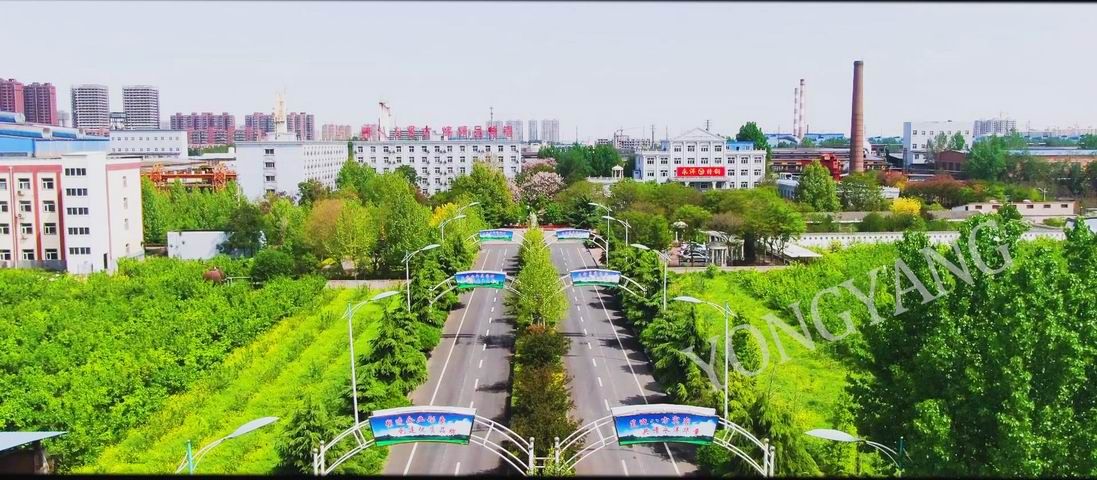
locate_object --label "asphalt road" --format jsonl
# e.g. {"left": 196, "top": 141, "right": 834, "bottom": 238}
{"left": 383, "top": 243, "right": 518, "bottom": 476}
{"left": 549, "top": 240, "right": 699, "bottom": 476}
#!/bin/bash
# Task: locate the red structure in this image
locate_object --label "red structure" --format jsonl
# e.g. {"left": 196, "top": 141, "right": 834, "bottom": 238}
{"left": 145, "top": 163, "right": 236, "bottom": 190}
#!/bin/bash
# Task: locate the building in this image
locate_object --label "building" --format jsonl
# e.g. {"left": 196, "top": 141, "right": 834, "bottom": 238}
{"left": 57, "top": 110, "right": 70, "bottom": 128}
{"left": 527, "top": 119, "right": 539, "bottom": 142}
{"left": 170, "top": 112, "right": 236, "bottom": 147}
{"left": 0, "top": 78, "right": 23, "bottom": 114}
{"left": 352, "top": 137, "right": 522, "bottom": 195}
{"left": 23, "top": 83, "right": 57, "bottom": 126}
{"left": 1009, "top": 148, "right": 1097, "bottom": 167}
{"left": 953, "top": 200, "right": 1075, "bottom": 223}
{"left": 632, "top": 128, "right": 766, "bottom": 190}
{"left": 902, "top": 120, "right": 973, "bottom": 167}
{"left": 121, "top": 85, "right": 160, "bottom": 130}
{"left": 611, "top": 133, "right": 654, "bottom": 152}
{"left": 109, "top": 112, "right": 126, "bottom": 130}
{"left": 973, "top": 117, "right": 1016, "bottom": 138}
{"left": 541, "top": 119, "right": 560, "bottom": 143}
{"left": 109, "top": 130, "right": 187, "bottom": 158}
{"left": 505, "top": 120, "right": 524, "bottom": 142}
{"left": 244, "top": 111, "right": 314, "bottom": 141}
{"left": 775, "top": 174, "right": 899, "bottom": 202}
{"left": 770, "top": 148, "right": 888, "bottom": 177}
{"left": 321, "top": 124, "right": 353, "bottom": 141}
{"left": 0, "top": 113, "right": 109, "bottom": 157}
{"left": 0, "top": 151, "right": 143, "bottom": 274}
{"left": 70, "top": 84, "right": 110, "bottom": 132}
{"left": 765, "top": 132, "right": 846, "bottom": 146}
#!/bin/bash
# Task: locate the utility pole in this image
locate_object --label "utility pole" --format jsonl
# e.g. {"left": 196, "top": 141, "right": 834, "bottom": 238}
{"left": 489, "top": 106, "right": 494, "bottom": 124}
{"left": 705, "top": 119, "right": 711, "bottom": 132}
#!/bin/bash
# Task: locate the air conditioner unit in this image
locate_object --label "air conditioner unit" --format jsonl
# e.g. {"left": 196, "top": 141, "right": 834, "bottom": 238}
{"left": 17, "top": 190, "right": 26, "bottom": 196}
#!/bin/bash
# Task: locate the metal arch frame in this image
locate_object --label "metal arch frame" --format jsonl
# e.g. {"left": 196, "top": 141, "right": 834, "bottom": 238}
{"left": 557, "top": 271, "right": 648, "bottom": 299}
{"left": 553, "top": 414, "right": 776, "bottom": 477}
{"left": 429, "top": 273, "right": 519, "bottom": 306}
{"left": 313, "top": 415, "right": 535, "bottom": 476}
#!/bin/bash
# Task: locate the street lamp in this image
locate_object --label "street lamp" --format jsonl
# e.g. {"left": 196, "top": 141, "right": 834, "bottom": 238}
{"left": 403, "top": 243, "right": 441, "bottom": 311}
{"left": 602, "top": 215, "right": 631, "bottom": 246}
{"left": 589, "top": 202, "right": 612, "bottom": 261}
{"left": 672, "top": 221, "right": 687, "bottom": 245}
{"left": 672, "top": 295, "right": 731, "bottom": 422}
{"left": 632, "top": 243, "right": 669, "bottom": 310}
{"left": 176, "top": 416, "right": 279, "bottom": 474}
{"left": 805, "top": 429, "right": 904, "bottom": 476}
{"left": 439, "top": 214, "right": 467, "bottom": 243}
{"left": 344, "top": 290, "right": 401, "bottom": 426}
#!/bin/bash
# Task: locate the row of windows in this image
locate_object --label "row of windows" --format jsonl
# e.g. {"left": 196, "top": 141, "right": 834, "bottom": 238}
{"left": 0, "top": 200, "right": 57, "bottom": 213}
{"left": 671, "top": 144, "right": 725, "bottom": 153}
{"left": 112, "top": 147, "right": 182, "bottom": 153}
{"left": 0, "top": 222, "right": 56, "bottom": 235}
{"left": 644, "top": 156, "right": 763, "bottom": 166}
{"left": 114, "top": 136, "right": 182, "bottom": 142}
{"left": 913, "top": 130, "right": 970, "bottom": 136}
{"left": 64, "top": 168, "right": 87, "bottom": 176}
{"left": 65, "top": 188, "right": 88, "bottom": 197}
{"left": 642, "top": 169, "right": 763, "bottom": 177}
{"left": 358, "top": 144, "right": 519, "bottom": 154}
{"left": 0, "top": 248, "right": 61, "bottom": 261}
{"left": 0, "top": 178, "right": 56, "bottom": 190}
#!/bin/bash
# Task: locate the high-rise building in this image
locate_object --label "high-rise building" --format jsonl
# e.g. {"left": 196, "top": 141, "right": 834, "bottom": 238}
{"left": 121, "top": 85, "right": 160, "bottom": 130}
{"left": 23, "top": 82, "right": 58, "bottom": 126}
{"left": 287, "top": 112, "right": 315, "bottom": 141}
{"left": 974, "top": 117, "right": 1017, "bottom": 138}
{"left": 244, "top": 111, "right": 314, "bottom": 141}
{"left": 527, "top": 119, "right": 539, "bottom": 142}
{"left": 0, "top": 78, "right": 24, "bottom": 114}
{"left": 321, "top": 124, "right": 353, "bottom": 141}
{"left": 540, "top": 119, "right": 560, "bottom": 143}
{"left": 170, "top": 112, "right": 236, "bottom": 146}
{"left": 505, "top": 120, "right": 524, "bottom": 142}
{"left": 71, "top": 84, "right": 110, "bottom": 132}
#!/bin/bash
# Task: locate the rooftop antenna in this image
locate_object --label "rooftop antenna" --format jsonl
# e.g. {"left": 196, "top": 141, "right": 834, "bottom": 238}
{"left": 705, "top": 119, "right": 711, "bottom": 132}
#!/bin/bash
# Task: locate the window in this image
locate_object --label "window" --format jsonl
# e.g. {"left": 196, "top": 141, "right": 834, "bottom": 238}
{"left": 124, "top": 218, "right": 129, "bottom": 230}
{"left": 68, "top": 227, "right": 90, "bottom": 235}
{"left": 0, "top": 250, "right": 9, "bottom": 260}
{"left": 43, "top": 223, "right": 56, "bottom": 235}
{"left": 754, "top": 157, "right": 763, "bottom": 164}
{"left": 754, "top": 169, "right": 762, "bottom": 176}
{"left": 264, "top": 161, "right": 275, "bottom": 168}
{"left": 741, "top": 182, "right": 748, "bottom": 188}
{"left": 741, "top": 169, "right": 749, "bottom": 176}
{"left": 17, "top": 178, "right": 30, "bottom": 190}
{"left": 66, "top": 207, "right": 89, "bottom": 215}
{"left": 19, "top": 201, "right": 31, "bottom": 213}
{"left": 674, "top": 158, "right": 682, "bottom": 165}
{"left": 20, "top": 223, "right": 32, "bottom": 235}
{"left": 687, "top": 158, "right": 696, "bottom": 165}
{"left": 122, "top": 176, "right": 127, "bottom": 188}
{"left": 65, "top": 188, "right": 88, "bottom": 196}
{"left": 661, "top": 171, "right": 668, "bottom": 177}
{"left": 44, "top": 249, "right": 58, "bottom": 260}
{"left": 69, "top": 247, "right": 91, "bottom": 255}
{"left": 497, "top": 145, "right": 504, "bottom": 152}
{"left": 460, "top": 145, "right": 466, "bottom": 152}
{"left": 265, "top": 175, "right": 275, "bottom": 182}
{"left": 42, "top": 178, "right": 54, "bottom": 189}
{"left": 1061, "top": 203, "right": 1069, "bottom": 208}
{"left": 646, "top": 158, "right": 654, "bottom": 165}
{"left": 701, "top": 145, "right": 709, "bottom": 152}
{"left": 0, "top": 178, "right": 5, "bottom": 190}
{"left": 687, "top": 145, "right": 695, "bottom": 152}
{"left": 43, "top": 201, "right": 55, "bottom": 213}
{"left": 264, "top": 148, "right": 275, "bottom": 155}
{"left": 673, "top": 145, "right": 681, "bottom": 152}
{"left": 21, "top": 250, "right": 34, "bottom": 261}
{"left": 0, "top": 201, "right": 5, "bottom": 212}
{"left": 0, "top": 224, "right": 8, "bottom": 234}
{"left": 714, "top": 145, "right": 723, "bottom": 152}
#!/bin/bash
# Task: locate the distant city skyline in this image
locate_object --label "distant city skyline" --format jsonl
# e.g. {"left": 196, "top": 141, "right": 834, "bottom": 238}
{"left": 2, "top": 2, "right": 1095, "bottom": 141}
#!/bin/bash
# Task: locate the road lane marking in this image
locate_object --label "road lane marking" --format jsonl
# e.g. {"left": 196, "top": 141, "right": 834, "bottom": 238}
{"left": 583, "top": 328, "right": 588, "bottom": 336}
{"left": 469, "top": 401, "right": 474, "bottom": 408}
{"left": 621, "top": 459, "right": 630, "bottom": 477}
{"left": 403, "top": 444, "right": 419, "bottom": 475}
{"left": 592, "top": 358, "right": 597, "bottom": 367}
{"left": 473, "top": 378, "right": 479, "bottom": 390}
{"left": 587, "top": 342, "right": 592, "bottom": 350}
{"left": 478, "top": 359, "right": 484, "bottom": 369}
{"left": 491, "top": 306, "right": 495, "bottom": 313}
{"left": 426, "top": 248, "right": 493, "bottom": 407}
{"left": 485, "top": 328, "right": 490, "bottom": 336}
{"left": 482, "top": 344, "right": 486, "bottom": 351}
{"left": 455, "top": 462, "right": 461, "bottom": 476}
{"left": 597, "top": 377, "right": 603, "bottom": 387}
{"left": 604, "top": 399, "right": 611, "bottom": 410}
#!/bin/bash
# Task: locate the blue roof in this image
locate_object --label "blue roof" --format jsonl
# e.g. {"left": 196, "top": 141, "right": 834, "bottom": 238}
{"left": 0, "top": 432, "right": 66, "bottom": 452}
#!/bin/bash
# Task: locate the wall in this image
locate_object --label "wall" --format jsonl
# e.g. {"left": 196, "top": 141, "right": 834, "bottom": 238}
{"left": 167, "top": 231, "right": 228, "bottom": 260}
{"left": 794, "top": 230, "right": 1066, "bottom": 248}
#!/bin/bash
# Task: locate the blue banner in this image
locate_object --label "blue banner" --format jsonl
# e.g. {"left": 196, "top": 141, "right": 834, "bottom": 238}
{"left": 478, "top": 229, "right": 514, "bottom": 241}
{"left": 555, "top": 229, "right": 591, "bottom": 240}
{"left": 369, "top": 406, "right": 476, "bottom": 446}
{"left": 611, "top": 404, "right": 718, "bottom": 445}
{"left": 570, "top": 269, "right": 621, "bottom": 287}
{"left": 454, "top": 270, "right": 506, "bottom": 289}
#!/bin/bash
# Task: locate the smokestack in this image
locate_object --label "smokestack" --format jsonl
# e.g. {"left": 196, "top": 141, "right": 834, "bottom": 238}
{"left": 798, "top": 78, "right": 806, "bottom": 139}
{"left": 850, "top": 61, "right": 865, "bottom": 173}
{"left": 793, "top": 87, "right": 799, "bottom": 138}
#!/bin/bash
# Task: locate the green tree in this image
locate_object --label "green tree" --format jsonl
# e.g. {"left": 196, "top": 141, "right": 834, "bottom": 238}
{"left": 795, "top": 160, "right": 840, "bottom": 212}
{"left": 250, "top": 248, "right": 295, "bottom": 281}
{"left": 1078, "top": 134, "right": 1097, "bottom": 149}
{"left": 838, "top": 172, "right": 886, "bottom": 211}
{"left": 276, "top": 394, "right": 339, "bottom": 474}
{"left": 736, "top": 121, "right": 773, "bottom": 164}
{"left": 297, "top": 179, "right": 331, "bottom": 206}
{"left": 441, "top": 162, "right": 517, "bottom": 228}
{"left": 948, "top": 131, "right": 967, "bottom": 151}
{"left": 673, "top": 205, "right": 712, "bottom": 243}
{"left": 394, "top": 165, "right": 418, "bottom": 187}
{"left": 221, "top": 202, "right": 266, "bottom": 256}
{"left": 371, "top": 174, "right": 431, "bottom": 274}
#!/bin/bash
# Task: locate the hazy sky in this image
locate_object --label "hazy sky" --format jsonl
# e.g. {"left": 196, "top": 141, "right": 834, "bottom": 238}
{"left": 5, "top": 2, "right": 1095, "bottom": 140}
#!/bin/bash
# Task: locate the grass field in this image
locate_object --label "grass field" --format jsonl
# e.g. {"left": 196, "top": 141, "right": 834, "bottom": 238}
{"left": 80, "top": 287, "right": 392, "bottom": 474}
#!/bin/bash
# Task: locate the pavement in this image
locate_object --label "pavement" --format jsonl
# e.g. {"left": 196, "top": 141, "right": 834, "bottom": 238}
{"left": 382, "top": 243, "right": 518, "bottom": 476}
{"left": 549, "top": 240, "right": 699, "bottom": 476}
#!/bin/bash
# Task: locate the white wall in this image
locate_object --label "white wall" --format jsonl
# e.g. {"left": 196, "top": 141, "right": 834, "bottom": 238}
{"left": 903, "top": 120, "right": 974, "bottom": 166}
{"left": 236, "top": 141, "right": 347, "bottom": 200}
{"left": 167, "top": 231, "right": 228, "bottom": 260}
{"left": 109, "top": 130, "right": 187, "bottom": 158}
{"left": 353, "top": 139, "right": 522, "bottom": 195}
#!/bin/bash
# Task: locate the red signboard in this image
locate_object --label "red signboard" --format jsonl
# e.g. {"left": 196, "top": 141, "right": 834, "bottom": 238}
{"left": 675, "top": 166, "right": 726, "bottom": 177}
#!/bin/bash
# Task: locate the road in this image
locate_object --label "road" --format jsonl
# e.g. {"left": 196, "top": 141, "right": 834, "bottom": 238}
{"left": 549, "top": 240, "right": 699, "bottom": 476}
{"left": 383, "top": 243, "right": 518, "bottom": 476}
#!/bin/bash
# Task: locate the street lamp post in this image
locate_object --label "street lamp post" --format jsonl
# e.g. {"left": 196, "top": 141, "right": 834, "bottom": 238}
{"left": 176, "top": 417, "right": 279, "bottom": 474}
{"left": 804, "top": 429, "right": 905, "bottom": 476}
{"left": 344, "top": 290, "right": 401, "bottom": 426}
{"left": 632, "top": 243, "right": 669, "bottom": 310}
{"left": 672, "top": 221, "right": 687, "bottom": 246}
{"left": 455, "top": 201, "right": 481, "bottom": 216}
{"left": 403, "top": 243, "right": 441, "bottom": 311}
{"left": 672, "top": 295, "right": 731, "bottom": 422}
{"left": 589, "top": 202, "right": 612, "bottom": 262}
{"left": 603, "top": 215, "right": 631, "bottom": 246}
{"left": 439, "top": 214, "right": 467, "bottom": 243}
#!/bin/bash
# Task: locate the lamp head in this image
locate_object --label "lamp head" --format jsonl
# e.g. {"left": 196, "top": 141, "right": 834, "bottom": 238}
{"left": 370, "top": 290, "right": 401, "bottom": 302}
{"left": 672, "top": 295, "right": 702, "bottom": 304}
{"left": 630, "top": 243, "right": 651, "bottom": 251}
{"left": 226, "top": 417, "right": 279, "bottom": 439}
{"left": 805, "top": 428, "right": 860, "bottom": 443}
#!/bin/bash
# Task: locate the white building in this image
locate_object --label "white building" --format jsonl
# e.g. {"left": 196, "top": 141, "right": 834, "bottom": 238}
{"left": 902, "top": 120, "right": 974, "bottom": 167}
{"left": 953, "top": 199, "right": 1075, "bottom": 223}
{"left": 0, "top": 151, "right": 143, "bottom": 274}
{"left": 527, "top": 119, "right": 539, "bottom": 142}
{"left": 70, "top": 84, "right": 110, "bottom": 131}
{"left": 109, "top": 129, "right": 188, "bottom": 158}
{"left": 541, "top": 119, "right": 560, "bottom": 143}
{"left": 236, "top": 140, "right": 348, "bottom": 200}
{"left": 973, "top": 117, "right": 1016, "bottom": 138}
{"left": 632, "top": 128, "right": 766, "bottom": 190}
{"left": 121, "top": 85, "right": 160, "bottom": 130}
{"left": 352, "top": 138, "right": 522, "bottom": 195}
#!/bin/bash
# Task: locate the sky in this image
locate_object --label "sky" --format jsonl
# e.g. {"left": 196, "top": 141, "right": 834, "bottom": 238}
{"left": 4, "top": 1, "right": 1095, "bottom": 141}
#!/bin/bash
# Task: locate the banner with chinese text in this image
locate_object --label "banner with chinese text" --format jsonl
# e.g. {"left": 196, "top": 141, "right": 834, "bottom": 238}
{"left": 479, "top": 229, "right": 514, "bottom": 241}
{"left": 675, "top": 166, "right": 726, "bottom": 178}
{"left": 454, "top": 270, "right": 506, "bottom": 289}
{"left": 611, "top": 404, "right": 718, "bottom": 445}
{"left": 369, "top": 406, "right": 476, "bottom": 446}
{"left": 570, "top": 269, "right": 621, "bottom": 287}
{"left": 555, "top": 229, "right": 591, "bottom": 240}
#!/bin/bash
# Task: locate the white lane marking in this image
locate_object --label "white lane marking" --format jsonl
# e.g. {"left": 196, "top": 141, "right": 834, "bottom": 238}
{"left": 583, "top": 328, "right": 588, "bottom": 336}
{"left": 621, "top": 459, "right": 630, "bottom": 477}
{"left": 482, "top": 344, "right": 486, "bottom": 351}
{"left": 579, "top": 316, "right": 585, "bottom": 323}
{"left": 403, "top": 444, "right": 419, "bottom": 475}
{"left": 469, "top": 401, "right": 475, "bottom": 408}
{"left": 592, "top": 357, "right": 598, "bottom": 367}
{"left": 426, "top": 248, "right": 493, "bottom": 406}
{"left": 491, "top": 306, "right": 495, "bottom": 313}
{"left": 604, "top": 399, "right": 611, "bottom": 410}
{"left": 494, "top": 296, "right": 498, "bottom": 303}
{"left": 485, "top": 328, "right": 490, "bottom": 336}
{"left": 455, "top": 462, "right": 461, "bottom": 476}
{"left": 597, "top": 377, "right": 603, "bottom": 387}
{"left": 478, "top": 359, "right": 484, "bottom": 369}
{"left": 473, "top": 378, "right": 479, "bottom": 390}
{"left": 587, "top": 342, "right": 592, "bottom": 350}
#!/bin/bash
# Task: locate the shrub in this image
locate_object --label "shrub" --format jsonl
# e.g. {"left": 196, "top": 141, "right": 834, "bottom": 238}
{"left": 251, "top": 248, "right": 296, "bottom": 282}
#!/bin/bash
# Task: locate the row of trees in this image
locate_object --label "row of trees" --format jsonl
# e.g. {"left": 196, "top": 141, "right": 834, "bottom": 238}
{"left": 537, "top": 144, "right": 621, "bottom": 184}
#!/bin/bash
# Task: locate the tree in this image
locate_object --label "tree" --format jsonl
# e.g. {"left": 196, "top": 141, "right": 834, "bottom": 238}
{"left": 250, "top": 248, "right": 295, "bottom": 282}
{"left": 704, "top": 187, "right": 805, "bottom": 263}
{"left": 221, "top": 202, "right": 265, "bottom": 256}
{"left": 890, "top": 197, "right": 922, "bottom": 217}
{"left": 948, "top": 131, "right": 967, "bottom": 151}
{"left": 838, "top": 172, "right": 886, "bottom": 211}
{"left": 795, "top": 160, "right": 840, "bottom": 212}
{"left": 442, "top": 162, "right": 517, "bottom": 228}
{"left": 819, "top": 137, "right": 850, "bottom": 148}
{"left": 517, "top": 171, "right": 565, "bottom": 212}
{"left": 736, "top": 122, "right": 772, "bottom": 163}
{"left": 277, "top": 394, "right": 338, "bottom": 474}
{"left": 331, "top": 201, "right": 376, "bottom": 276}
{"left": 335, "top": 159, "right": 374, "bottom": 201}
{"left": 799, "top": 137, "right": 817, "bottom": 148}
{"left": 926, "top": 132, "right": 950, "bottom": 163}
{"left": 394, "top": 165, "right": 418, "bottom": 187}
{"left": 371, "top": 174, "right": 431, "bottom": 274}
{"left": 673, "top": 205, "right": 712, "bottom": 243}
{"left": 1079, "top": 134, "right": 1097, "bottom": 150}
{"left": 297, "top": 179, "right": 331, "bottom": 206}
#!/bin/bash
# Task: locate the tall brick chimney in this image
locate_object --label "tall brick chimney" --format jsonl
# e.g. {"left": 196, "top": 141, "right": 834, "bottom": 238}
{"left": 850, "top": 60, "right": 865, "bottom": 173}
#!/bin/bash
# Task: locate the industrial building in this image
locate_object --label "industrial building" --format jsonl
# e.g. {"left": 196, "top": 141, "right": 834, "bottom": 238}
{"left": 108, "top": 129, "right": 188, "bottom": 158}
{"left": 631, "top": 128, "right": 766, "bottom": 190}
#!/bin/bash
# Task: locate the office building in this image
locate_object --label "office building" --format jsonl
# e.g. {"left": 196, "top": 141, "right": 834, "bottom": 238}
{"left": 170, "top": 112, "right": 236, "bottom": 147}
{"left": 0, "top": 151, "right": 143, "bottom": 273}
{"left": 321, "top": 124, "right": 353, "bottom": 141}
{"left": 122, "top": 85, "right": 160, "bottom": 130}
{"left": 973, "top": 117, "right": 1016, "bottom": 138}
{"left": 287, "top": 112, "right": 315, "bottom": 141}
{"left": 70, "top": 84, "right": 110, "bottom": 132}
{"left": 1, "top": 78, "right": 24, "bottom": 114}
{"left": 109, "top": 130, "right": 187, "bottom": 158}
{"left": 632, "top": 128, "right": 766, "bottom": 190}
{"left": 352, "top": 137, "right": 522, "bottom": 195}
{"left": 902, "top": 120, "right": 974, "bottom": 167}
{"left": 541, "top": 119, "right": 560, "bottom": 143}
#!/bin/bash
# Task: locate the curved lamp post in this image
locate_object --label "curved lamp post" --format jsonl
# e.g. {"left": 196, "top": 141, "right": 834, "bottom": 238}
{"left": 588, "top": 202, "right": 612, "bottom": 262}
{"left": 455, "top": 201, "right": 480, "bottom": 216}
{"left": 602, "top": 215, "right": 631, "bottom": 246}
{"left": 344, "top": 290, "right": 401, "bottom": 425}
{"left": 403, "top": 243, "right": 441, "bottom": 311}
{"left": 672, "top": 295, "right": 732, "bottom": 422}
{"left": 631, "top": 243, "right": 669, "bottom": 310}
{"left": 177, "top": 416, "right": 279, "bottom": 474}
{"left": 439, "top": 214, "right": 467, "bottom": 243}
{"left": 805, "top": 428, "right": 904, "bottom": 476}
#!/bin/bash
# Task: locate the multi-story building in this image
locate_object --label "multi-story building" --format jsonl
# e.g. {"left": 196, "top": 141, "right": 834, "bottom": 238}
{"left": 57, "top": 110, "right": 70, "bottom": 128}
{"left": 632, "top": 128, "right": 767, "bottom": 190}
{"left": 1, "top": 78, "right": 24, "bottom": 115}
{"left": 243, "top": 112, "right": 274, "bottom": 141}
{"left": 121, "top": 85, "right": 160, "bottom": 130}
{"left": 170, "top": 112, "right": 236, "bottom": 147}
{"left": 527, "top": 119, "right": 539, "bottom": 142}
{"left": 70, "top": 84, "right": 110, "bottom": 132}
{"left": 505, "top": 120, "right": 524, "bottom": 142}
{"left": 244, "top": 111, "right": 314, "bottom": 141}
{"left": 109, "top": 130, "right": 187, "bottom": 158}
{"left": 540, "top": 119, "right": 560, "bottom": 143}
{"left": 0, "top": 151, "right": 142, "bottom": 273}
{"left": 236, "top": 140, "right": 347, "bottom": 200}
{"left": 321, "top": 124, "right": 352, "bottom": 141}
{"left": 109, "top": 112, "right": 126, "bottom": 130}
{"left": 902, "top": 120, "right": 974, "bottom": 167}
{"left": 611, "top": 133, "right": 653, "bottom": 152}
{"left": 352, "top": 137, "right": 522, "bottom": 195}
{"left": 973, "top": 117, "right": 1016, "bottom": 138}
{"left": 287, "top": 112, "right": 315, "bottom": 141}
{"left": 23, "top": 82, "right": 57, "bottom": 126}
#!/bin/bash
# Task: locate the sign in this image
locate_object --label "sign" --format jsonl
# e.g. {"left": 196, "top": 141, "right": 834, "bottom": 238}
{"left": 555, "top": 229, "right": 591, "bottom": 241}
{"left": 369, "top": 406, "right": 475, "bottom": 446}
{"left": 455, "top": 270, "right": 506, "bottom": 289}
{"left": 675, "top": 166, "right": 726, "bottom": 178}
{"left": 611, "top": 404, "right": 718, "bottom": 445}
{"left": 570, "top": 269, "right": 621, "bottom": 287}
{"left": 478, "top": 229, "right": 514, "bottom": 242}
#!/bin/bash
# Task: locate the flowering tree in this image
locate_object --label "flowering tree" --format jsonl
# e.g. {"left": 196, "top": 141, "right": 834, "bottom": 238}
{"left": 518, "top": 171, "right": 565, "bottom": 211}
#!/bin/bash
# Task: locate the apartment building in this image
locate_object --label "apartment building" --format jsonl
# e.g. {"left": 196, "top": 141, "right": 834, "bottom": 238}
{"left": 236, "top": 140, "right": 348, "bottom": 200}
{"left": 109, "top": 130, "right": 188, "bottom": 158}
{"left": 121, "top": 85, "right": 160, "bottom": 130}
{"left": 540, "top": 119, "right": 560, "bottom": 143}
{"left": 170, "top": 112, "right": 236, "bottom": 146}
{"left": 71, "top": 84, "right": 110, "bottom": 132}
{"left": 321, "top": 124, "right": 353, "bottom": 141}
{"left": 632, "top": 128, "right": 766, "bottom": 190}
{"left": 902, "top": 120, "right": 974, "bottom": 167}
{"left": 351, "top": 138, "right": 522, "bottom": 195}
{"left": 0, "top": 151, "right": 143, "bottom": 273}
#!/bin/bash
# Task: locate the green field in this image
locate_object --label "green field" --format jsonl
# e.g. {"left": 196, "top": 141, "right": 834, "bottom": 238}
{"left": 81, "top": 287, "right": 391, "bottom": 474}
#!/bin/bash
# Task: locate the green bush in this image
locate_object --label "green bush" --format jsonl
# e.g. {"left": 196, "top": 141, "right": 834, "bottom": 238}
{"left": 251, "top": 248, "right": 296, "bottom": 282}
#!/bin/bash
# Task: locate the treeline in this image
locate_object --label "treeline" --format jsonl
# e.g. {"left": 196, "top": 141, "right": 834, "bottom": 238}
{"left": 507, "top": 226, "right": 579, "bottom": 474}
{"left": 0, "top": 257, "right": 325, "bottom": 470}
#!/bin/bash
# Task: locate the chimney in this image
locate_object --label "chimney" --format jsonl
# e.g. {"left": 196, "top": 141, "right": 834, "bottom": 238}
{"left": 850, "top": 61, "right": 865, "bottom": 173}
{"left": 798, "top": 78, "right": 806, "bottom": 138}
{"left": 793, "top": 87, "right": 799, "bottom": 138}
